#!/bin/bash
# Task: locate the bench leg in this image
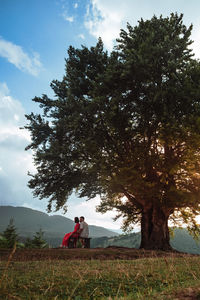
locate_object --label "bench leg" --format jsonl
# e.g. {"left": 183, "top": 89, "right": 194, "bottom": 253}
{"left": 68, "top": 237, "right": 78, "bottom": 248}
{"left": 84, "top": 238, "right": 90, "bottom": 248}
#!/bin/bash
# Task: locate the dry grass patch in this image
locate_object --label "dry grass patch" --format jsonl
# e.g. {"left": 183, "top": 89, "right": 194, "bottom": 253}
{"left": 0, "top": 251, "right": 200, "bottom": 299}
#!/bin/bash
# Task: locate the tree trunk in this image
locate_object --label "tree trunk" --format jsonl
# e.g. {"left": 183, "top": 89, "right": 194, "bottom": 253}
{"left": 140, "top": 205, "right": 172, "bottom": 251}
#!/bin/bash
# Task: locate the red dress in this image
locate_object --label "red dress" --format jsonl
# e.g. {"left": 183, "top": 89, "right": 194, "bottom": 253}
{"left": 62, "top": 223, "right": 80, "bottom": 247}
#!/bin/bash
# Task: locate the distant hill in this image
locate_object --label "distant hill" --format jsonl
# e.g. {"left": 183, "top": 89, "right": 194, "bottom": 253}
{"left": 1, "top": 206, "right": 200, "bottom": 253}
{"left": 170, "top": 228, "right": 200, "bottom": 254}
{"left": 91, "top": 229, "right": 200, "bottom": 254}
{"left": 0, "top": 206, "right": 118, "bottom": 247}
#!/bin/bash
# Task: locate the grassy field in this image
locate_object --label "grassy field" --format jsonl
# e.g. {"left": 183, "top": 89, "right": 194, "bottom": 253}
{"left": 0, "top": 248, "right": 200, "bottom": 299}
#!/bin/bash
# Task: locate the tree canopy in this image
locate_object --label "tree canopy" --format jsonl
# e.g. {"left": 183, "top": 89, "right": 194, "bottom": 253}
{"left": 25, "top": 13, "right": 200, "bottom": 250}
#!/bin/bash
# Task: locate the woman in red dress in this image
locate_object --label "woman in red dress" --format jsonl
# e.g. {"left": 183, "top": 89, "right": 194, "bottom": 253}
{"left": 61, "top": 217, "right": 80, "bottom": 248}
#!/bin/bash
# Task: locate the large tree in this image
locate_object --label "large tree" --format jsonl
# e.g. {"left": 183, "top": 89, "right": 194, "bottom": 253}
{"left": 25, "top": 13, "right": 200, "bottom": 250}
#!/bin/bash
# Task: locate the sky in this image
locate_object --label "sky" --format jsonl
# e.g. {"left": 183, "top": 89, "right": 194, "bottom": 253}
{"left": 1, "top": 0, "right": 200, "bottom": 231}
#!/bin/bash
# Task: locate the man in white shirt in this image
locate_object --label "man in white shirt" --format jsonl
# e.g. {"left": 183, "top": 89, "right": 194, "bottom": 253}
{"left": 79, "top": 216, "right": 89, "bottom": 248}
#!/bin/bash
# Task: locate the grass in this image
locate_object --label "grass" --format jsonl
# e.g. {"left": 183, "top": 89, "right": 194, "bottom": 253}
{"left": 0, "top": 252, "right": 200, "bottom": 299}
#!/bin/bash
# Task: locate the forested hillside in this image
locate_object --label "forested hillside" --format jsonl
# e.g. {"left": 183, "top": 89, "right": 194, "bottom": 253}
{"left": 91, "top": 229, "right": 200, "bottom": 254}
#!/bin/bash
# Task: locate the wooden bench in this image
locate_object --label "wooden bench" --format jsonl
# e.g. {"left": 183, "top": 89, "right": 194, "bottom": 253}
{"left": 80, "top": 237, "right": 91, "bottom": 248}
{"left": 68, "top": 237, "right": 91, "bottom": 248}
{"left": 68, "top": 236, "right": 78, "bottom": 248}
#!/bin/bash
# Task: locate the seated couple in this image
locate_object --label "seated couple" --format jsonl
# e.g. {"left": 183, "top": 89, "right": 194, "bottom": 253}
{"left": 61, "top": 216, "right": 89, "bottom": 248}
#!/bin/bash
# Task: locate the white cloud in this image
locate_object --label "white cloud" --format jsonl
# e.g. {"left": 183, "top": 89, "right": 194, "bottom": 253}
{"left": 0, "top": 82, "right": 31, "bottom": 153}
{"left": 85, "top": 0, "right": 200, "bottom": 57}
{"left": 62, "top": 13, "right": 74, "bottom": 22}
{"left": 85, "top": 0, "right": 131, "bottom": 50}
{"left": 0, "top": 38, "right": 42, "bottom": 76}
{"left": 74, "top": 3, "right": 78, "bottom": 9}
{"left": 78, "top": 33, "right": 85, "bottom": 40}
{"left": 0, "top": 83, "right": 28, "bottom": 135}
{"left": 0, "top": 82, "right": 35, "bottom": 207}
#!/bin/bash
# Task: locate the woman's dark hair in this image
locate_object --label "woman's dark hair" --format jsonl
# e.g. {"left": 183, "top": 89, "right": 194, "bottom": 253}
{"left": 74, "top": 217, "right": 79, "bottom": 223}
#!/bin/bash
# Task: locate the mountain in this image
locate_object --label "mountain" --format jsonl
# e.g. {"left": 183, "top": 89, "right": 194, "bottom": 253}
{"left": 91, "top": 229, "right": 200, "bottom": 254}
{"left": 0, "top": 206, "right": 118, "bottom": 246}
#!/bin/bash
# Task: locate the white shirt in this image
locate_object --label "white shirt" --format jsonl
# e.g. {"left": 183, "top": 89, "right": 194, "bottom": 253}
{"left": 80, "top": 221, "right": 89, "bottom": 238}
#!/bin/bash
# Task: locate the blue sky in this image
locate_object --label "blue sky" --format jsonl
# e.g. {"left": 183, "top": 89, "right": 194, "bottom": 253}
{"left": 1, "top": 0, "right": 200, "bottom": 230}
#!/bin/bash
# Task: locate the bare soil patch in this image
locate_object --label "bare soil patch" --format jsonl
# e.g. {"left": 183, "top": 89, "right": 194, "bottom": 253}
{"left": 169, "top": 287, "right": 200, "bottom": 300}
